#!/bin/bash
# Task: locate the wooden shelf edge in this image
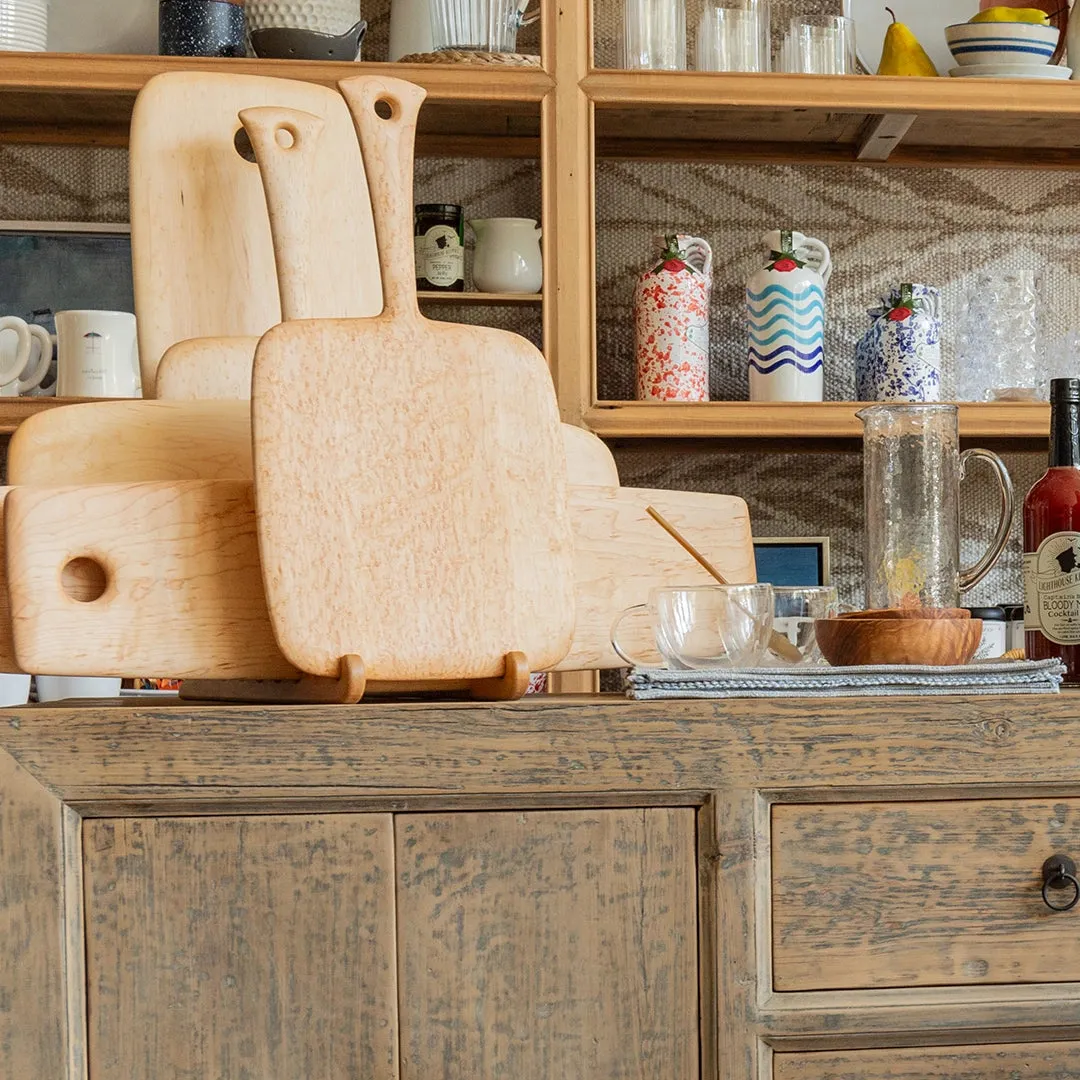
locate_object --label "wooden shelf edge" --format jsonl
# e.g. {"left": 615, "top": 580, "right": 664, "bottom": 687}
{"left": 0, "top": 396, "right": 116, "bottom": 435}
{"left": 585, "top": 401, "right": 1051, "bottom": 440}
{"left": 418, "top": 291, "right": 542, "bottom": 304}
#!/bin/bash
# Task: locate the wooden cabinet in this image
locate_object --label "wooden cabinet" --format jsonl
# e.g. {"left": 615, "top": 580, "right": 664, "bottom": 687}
{"left": 6, "top": 696, "right": 1080, "bottom": 1078}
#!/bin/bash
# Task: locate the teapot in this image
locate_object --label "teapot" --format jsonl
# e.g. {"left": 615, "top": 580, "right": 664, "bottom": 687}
{"left": 746, "top": 229, "right": 830, "bottom": 403}
{"left": 468, "top": 218, "right": 542, "bottom": 294}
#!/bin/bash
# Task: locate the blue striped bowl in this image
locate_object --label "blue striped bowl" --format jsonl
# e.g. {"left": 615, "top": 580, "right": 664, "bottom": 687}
{"left": 945, "top": 21, "right": 1059, "bottom": 66}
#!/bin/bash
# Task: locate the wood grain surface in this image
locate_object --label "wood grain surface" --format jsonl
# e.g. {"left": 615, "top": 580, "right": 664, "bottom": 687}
{"left": 772, "top": 798, "right": 1080, "bottom": 991}
{"left": 8, "top": 399, "right": 253, "bottom": 483}
{"left": 396, "top": 809, "right": 698, "bottom": 1080}
{"left": 84, "top": 815, "right": 397, "bottom": 1080}
{"left": 6, "top": 481, "right": 297, "bottom": 679}
{"left": 131, "top": 71, "right": 380, "bottom": 396}
{"left": 154, "top": 336, "right": 260, "bottom": 401}
{"left": 0, "top": 748, "right": 68, "bottom": 1079}
{"left": 774, "top": 1040, "right": 1080, "bottom": 1080}
{"left": 252, "top": 75, "right": 575, "bottom": 679}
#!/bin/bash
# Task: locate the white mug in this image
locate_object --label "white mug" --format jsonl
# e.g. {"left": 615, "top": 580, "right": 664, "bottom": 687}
{"left": 55, "top": 310, "right": 141, "bottom": 398}
{"left": 0, "top": 316, "right": 53, "bottom": 393}
{"left": 0, "top": 673, "right": 31, "bottom": 706}
{"left": 35, "top": 675, "right": 122, "bottom": 702}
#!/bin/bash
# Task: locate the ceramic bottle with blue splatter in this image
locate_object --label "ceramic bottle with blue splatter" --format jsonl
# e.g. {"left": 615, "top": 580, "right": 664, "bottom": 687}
{"left": 746, "top": 230, "right": 831, "bottom": 402}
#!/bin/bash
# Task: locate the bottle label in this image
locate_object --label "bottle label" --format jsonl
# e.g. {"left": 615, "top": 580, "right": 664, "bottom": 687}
{"left": 1024, "top": 531, "right": 1080, "bottom": 644}
{"left": 417, "top": 224, "right": 463, "bottom": 288}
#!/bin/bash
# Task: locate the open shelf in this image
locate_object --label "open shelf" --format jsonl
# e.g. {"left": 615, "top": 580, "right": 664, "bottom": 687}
{"left": 417, "top": 291, "right": 542, "bottom": 304}
{"left": 0, "top": 53, "right": 549, "bottom": 154}
{"left": 585, "top": 400, "right": 1051, "bottom": 440}
{"left": 587, "top": 70, "right": 1080, "bottom": 166}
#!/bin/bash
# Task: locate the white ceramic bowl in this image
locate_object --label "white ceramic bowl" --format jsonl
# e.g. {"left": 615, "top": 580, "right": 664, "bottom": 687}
{"left": 945, "top": 21, "right": 1059, "bottom": 66}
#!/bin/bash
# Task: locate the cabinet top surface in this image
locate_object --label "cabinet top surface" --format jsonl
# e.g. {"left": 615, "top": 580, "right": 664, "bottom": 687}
{"left": 1, "top": 693, "right": 1077, "bottom": 808}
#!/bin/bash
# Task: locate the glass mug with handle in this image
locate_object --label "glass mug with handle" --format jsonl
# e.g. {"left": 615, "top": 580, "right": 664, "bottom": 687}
{"left": 611, "top": 584, "right": 774, "bottom": 669}
{"left": 0, "top": 316, "right": 53, "bottom": 396}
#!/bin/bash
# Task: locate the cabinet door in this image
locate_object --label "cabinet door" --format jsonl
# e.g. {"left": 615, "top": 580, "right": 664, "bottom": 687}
{"left": 84, "top": 815, "right": 397, "bottom": 1080}
{"left": 396, "top": 808, "right": 699, "bottom": 1080}
{"left": 774, "top": 1041, "right": 1080, "bottom": 1080}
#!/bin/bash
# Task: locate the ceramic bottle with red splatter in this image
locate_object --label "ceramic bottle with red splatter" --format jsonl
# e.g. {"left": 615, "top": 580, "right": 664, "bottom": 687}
{"left": 634, "top": 234, "right": 712, "bottom": 402}
{"left": 746, "top": 229, "right": 831, "bottom": 402}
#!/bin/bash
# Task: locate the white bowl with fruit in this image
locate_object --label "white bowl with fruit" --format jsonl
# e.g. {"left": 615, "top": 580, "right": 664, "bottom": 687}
{"left": 945, "top": 8, "right": 1059, "bottom": 66}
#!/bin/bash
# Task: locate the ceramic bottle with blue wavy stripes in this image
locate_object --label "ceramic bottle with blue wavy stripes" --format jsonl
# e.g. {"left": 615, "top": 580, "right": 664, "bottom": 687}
{"left": 746, "top": 229, "right": 831, "bottom": 402}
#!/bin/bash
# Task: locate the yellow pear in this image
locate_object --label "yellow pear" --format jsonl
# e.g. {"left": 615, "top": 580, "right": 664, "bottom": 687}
{"left": 970, "top": 6, "right": 1051, "bottom": 22}
{"left": 877, "top": 7, "right": 940, "bottom": 75}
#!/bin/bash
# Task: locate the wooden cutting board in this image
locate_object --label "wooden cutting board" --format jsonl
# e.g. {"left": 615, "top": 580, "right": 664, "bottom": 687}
{"left": 5, "top": 482, "right": 751, "bottom": 679}
{"left": 155, "top": 337, "right": 260, "bottom": 401}
{"left": 131, "top": 71, "right": 381, "bottom": 397}
{"left": 249, "top": 75, "right": 576, "bottom": 680}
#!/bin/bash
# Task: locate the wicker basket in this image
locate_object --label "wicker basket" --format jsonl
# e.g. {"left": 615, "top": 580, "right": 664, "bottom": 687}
{"left": 397, "top": 50, "right": 541, "bottom": 66}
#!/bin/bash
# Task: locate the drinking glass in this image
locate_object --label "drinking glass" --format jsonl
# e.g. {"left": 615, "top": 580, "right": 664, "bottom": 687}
{"left": 696, "top": 0, "right": 770, "bottom": 72}
{"left": 780, "top": 14, "right": 855, "bottom": 74}
{"left": 768, "top": 585, "right": 839, "bottom": 665}
{"left": 623, "top": 0, "right": 686, "bottom": 70}
{"left": 610, "top": 584, "right": 774, "bottom": 669}
{"left": 428, "top": 0, "right": 535, "bottom": 52}
{"left": 955, "top": 270, "right": 1042, "bottom": 402}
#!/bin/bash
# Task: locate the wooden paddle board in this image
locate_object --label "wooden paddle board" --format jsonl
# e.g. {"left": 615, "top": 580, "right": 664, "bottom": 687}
{"left": 249, "top": 76, "right": 575, "bottom": 680}
{"left": 155, "top": 337, "right": 260, "bottom": 401}
{"left": 5, "top": 482, "right": 751, "bottom": 679}
{"left": 131, "top": 71, "right": 381, "bottom": 397}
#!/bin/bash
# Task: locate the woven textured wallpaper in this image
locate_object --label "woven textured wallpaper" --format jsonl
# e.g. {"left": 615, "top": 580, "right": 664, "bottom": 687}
{"left": 0, "top": 127, "right": 1057, "bottom": 606}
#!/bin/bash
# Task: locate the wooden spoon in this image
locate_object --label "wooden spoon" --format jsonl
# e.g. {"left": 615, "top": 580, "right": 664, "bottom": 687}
{"left": 646, "top": 505, "right": 803, "bottom": 664}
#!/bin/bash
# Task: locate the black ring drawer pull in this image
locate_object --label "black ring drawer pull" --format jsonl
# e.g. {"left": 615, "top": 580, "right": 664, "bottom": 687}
{"left": 1042, "top": 855, "right": 1080, "bottom": 912}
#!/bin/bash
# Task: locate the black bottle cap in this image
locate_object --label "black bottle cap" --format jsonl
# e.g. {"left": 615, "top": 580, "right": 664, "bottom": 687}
{"left": 964, "top": 606, "right": 1006, "bottom": 621}
{"left": 1051, "top": 378, "right": 1080, "bottom": 403}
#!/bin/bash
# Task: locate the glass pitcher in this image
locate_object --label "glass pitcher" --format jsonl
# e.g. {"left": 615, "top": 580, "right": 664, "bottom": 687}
{"left": 860, "top": 404, "right": 1015, "bottom": 610}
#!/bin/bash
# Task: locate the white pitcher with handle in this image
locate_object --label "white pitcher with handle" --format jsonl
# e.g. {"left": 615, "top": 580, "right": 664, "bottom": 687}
{"left": 746, "top": 229, "right": 831, "bottom": 403}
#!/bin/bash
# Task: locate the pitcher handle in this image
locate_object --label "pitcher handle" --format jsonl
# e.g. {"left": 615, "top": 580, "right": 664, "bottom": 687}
{"left": 610, "top": 604, "right": 654, "bottom": 667}
{"left": 518, "top": 0, "right": 541, "bottom": 26}
{"left": 958, "top": 447, "right": 1015, "bottom": 593}
{"left": 799, "top": 236, "right": 832, "bottom": 285}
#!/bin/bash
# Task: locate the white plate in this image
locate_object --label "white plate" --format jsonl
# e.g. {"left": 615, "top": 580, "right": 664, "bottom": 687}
{"left": 48, "top": 0, "right": 157, "bottom": 54}
{"left": 852, "top": 0, "right": 986, "bottom": 75}
{"left": 949, "top": 61, "right": 1072, "bottom": 76}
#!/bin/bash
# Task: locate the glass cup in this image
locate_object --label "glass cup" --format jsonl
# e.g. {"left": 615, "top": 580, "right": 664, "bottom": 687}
{"left": 428, "top": 0, "right": 537, "bottom": 52}
{"left": 610, "top": 584, "right": 774, "bottom": 669}
{"left": 696, "top": 0, "right": 770, "bottom": 72}
{"left": 779, "top": 14, "right": 855, "bottom": 74}
{"left": 767, "top": 585, "right": 839, "bottom": 665}
{"left": 623, "top": 0, "right": 687, "bottom": 69}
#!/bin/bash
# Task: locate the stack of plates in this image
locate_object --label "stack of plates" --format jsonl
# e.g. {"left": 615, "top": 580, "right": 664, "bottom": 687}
{"left": 949, "top": 62, "right": 1072, "bottom": 78}
{"left": 0, "top": 0, "right": 47, "bottom": 51}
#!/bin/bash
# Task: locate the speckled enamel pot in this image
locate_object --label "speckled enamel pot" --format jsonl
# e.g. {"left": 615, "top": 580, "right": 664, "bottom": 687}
{"left": 159, "top": 0, "right": 246, "bottom": 57}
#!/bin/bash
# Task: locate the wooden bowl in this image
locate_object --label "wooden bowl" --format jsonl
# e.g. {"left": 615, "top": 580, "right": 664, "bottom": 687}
{"left": 837, "top": 607, "right": 970, "bottom": 621}
{"left": 814, "top": 616, "right": 983, "bottom": 667}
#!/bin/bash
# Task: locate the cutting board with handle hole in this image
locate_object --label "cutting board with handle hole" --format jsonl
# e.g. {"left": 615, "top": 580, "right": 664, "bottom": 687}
{"left": 131, "top": 71, "right": 382, "bottom": 397}
{"left": 5, "top": 482, "right": 751, "bottom": 679}
{"left": 248, "top": 75, "right": 576, "bottom": 681}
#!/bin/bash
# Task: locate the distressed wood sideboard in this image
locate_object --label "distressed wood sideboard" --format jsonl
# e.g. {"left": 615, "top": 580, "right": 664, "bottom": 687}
{"left": 4, "top": 695, "right": 1080, "bottom": 1079}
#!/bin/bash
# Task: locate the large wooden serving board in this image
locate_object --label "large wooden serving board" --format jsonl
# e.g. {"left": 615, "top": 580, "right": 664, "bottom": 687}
{"left": 251, "top": 76, "right": 575, "bottom": 680}
{"left": 5, "top": 482, "right": 751, "bottom": 680}
{"left": 131, "top": 71, "right": 381, "bottom": 396}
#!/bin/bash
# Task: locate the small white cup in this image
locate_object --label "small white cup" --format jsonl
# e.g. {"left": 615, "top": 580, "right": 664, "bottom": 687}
{"left": 35, "top": 675, "right": 122, "bottom": 702}
{"left": 0, "top": 316, "right": 53, "bottom": 393}
{"left": 0, "top": 673, "right": 31, "bottom": 706}
{"left": 55, "top": 310, "right": 141, "bottom": 398}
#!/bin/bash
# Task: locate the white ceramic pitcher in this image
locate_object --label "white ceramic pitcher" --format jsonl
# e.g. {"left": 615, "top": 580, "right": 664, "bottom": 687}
{"left": 469, "top": 217, "right": 543, "bottom": 294}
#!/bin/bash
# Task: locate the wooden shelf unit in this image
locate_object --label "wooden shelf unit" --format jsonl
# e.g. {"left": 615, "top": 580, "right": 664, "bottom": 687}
{"left": 418, "top": 291, "right": 543, "bottom": 304}
{"left": 586, "top": 400, "right": 1052, "bottom": 440}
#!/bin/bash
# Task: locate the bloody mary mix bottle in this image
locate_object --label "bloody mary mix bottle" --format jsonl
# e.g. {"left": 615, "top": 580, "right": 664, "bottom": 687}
{"left": 1024, "top": 377, "right": 1080, "bottom": 681}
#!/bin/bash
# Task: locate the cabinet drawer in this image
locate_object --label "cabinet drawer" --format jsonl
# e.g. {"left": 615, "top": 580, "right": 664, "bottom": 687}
{"left": 772, "top": 798, "right": 1080, "bottom": 991}
{"left": 775, "top": 1041, "right": 1080, "bottom": 1080}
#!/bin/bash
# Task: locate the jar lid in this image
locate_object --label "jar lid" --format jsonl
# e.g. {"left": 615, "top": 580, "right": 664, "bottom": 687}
{"left": 964, "top": 606, "right": 1006, "bottom": 621}
{"left": 414, "top": 203, "right": 463, "bottom": 216}
{"left": 1001, "top": 604, "right": 1025, "bottom": 620}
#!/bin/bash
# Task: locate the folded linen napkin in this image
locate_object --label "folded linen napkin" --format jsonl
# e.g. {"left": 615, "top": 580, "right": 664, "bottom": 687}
{"left": 625, "top": 659, "right": 1067, "bottom": 700}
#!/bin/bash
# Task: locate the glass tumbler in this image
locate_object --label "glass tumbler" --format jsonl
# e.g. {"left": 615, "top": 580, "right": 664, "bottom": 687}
{"left": 768, "top": 585, "right": 839, "bottom": 664}
{"left": 696, "top": 0, "right": 770, "bottom": 72}
{"left": 623, "top": 0, "right": 687, "bottom": 69}
{"left": 428, "top": 0, "right": 536, "bottom": 52}
{"left": 780, "top": 14, "right": 855, "bottom": 73}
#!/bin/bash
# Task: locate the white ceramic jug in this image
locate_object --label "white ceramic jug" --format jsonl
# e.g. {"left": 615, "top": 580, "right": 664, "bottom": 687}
{"left": 389, "top": 0, "right": 433, "bottom": 58}
{"left": 746, "top": 229, "right": 831, "bottom": 403}
{"left": 469, "top": 218, "right": 542, "bottom": 294}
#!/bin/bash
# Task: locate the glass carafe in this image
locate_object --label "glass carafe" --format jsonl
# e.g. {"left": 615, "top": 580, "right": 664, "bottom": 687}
{"left": 860, "top": 404, "right": 1014, "bottom": 610}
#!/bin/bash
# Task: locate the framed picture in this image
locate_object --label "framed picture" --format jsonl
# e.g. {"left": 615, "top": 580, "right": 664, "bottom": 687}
{"left": 753, "top": 536, "right": 831, "bottom": 587}
{"left": 0, "top": 220, "right": 134, "bottom": 328}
